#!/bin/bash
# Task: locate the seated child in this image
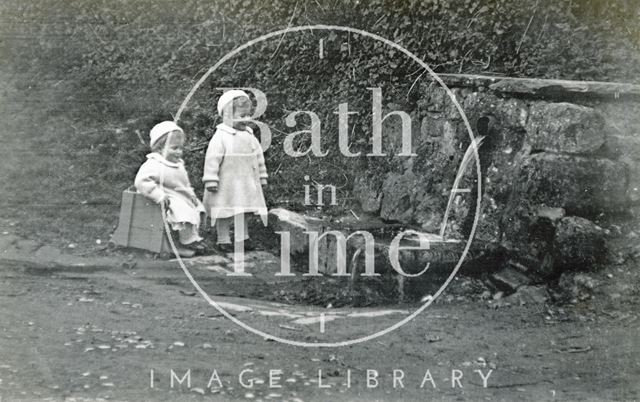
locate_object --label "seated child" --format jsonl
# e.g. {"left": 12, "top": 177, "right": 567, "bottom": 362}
{"left": 203, "top": 90, "right": 268, "bottom": 252}
{"left": 134, "top": 121, "right": 206, "bottom": 250}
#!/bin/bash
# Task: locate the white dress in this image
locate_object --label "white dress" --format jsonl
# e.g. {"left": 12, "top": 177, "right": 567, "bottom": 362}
{"left": 134, "top": 153, "right": 205, "bottom": 244}
{"left": 202, "top": 124, "right": 268, "bottom": 225}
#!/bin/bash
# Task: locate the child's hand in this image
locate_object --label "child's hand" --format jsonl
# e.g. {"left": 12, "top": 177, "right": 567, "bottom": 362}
{"left": 159, "top": 196, "right": 170, "bottom": 208}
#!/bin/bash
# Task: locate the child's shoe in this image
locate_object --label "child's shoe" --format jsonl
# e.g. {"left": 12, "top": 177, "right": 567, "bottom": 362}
{"left": 184, "top": 241, "right": 207, "bottom": 255}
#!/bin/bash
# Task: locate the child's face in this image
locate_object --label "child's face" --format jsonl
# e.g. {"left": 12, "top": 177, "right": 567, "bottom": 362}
{"left": 164, "top": 131, "right": 185, "bottom": 162}
{"left": 231, "top": 98, "right": 251, "bottom": 130}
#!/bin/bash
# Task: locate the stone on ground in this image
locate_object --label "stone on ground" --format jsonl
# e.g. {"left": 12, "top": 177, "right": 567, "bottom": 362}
{"left": 553, "top": 217, "right": 606, "bottom": 269}
{"left": 506, "top": 285, "right": 550, "bottom": 305}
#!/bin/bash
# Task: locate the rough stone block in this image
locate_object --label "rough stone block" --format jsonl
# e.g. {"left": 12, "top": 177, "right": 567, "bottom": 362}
{"left": 553, "top": 216, "right": 606, "bottom": 270}
{"left": 605, "top": 133, "right": 640, "bottom": 161}
{"left": 379, "top": 173, "right": 417, "bottom": 222}
{"left": 526, "top": 102, "right": 606, "bottom": 154}
{"left": 515, "top": 153, "right": 627, "bottom": 215}
{"left": 353, "top": 176, "right": 382, "bottom": 213}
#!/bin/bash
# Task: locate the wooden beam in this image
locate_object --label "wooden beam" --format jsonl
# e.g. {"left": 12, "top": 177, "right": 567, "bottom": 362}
{"left": 434, "top": 73, "right": 640, "bottom": 97}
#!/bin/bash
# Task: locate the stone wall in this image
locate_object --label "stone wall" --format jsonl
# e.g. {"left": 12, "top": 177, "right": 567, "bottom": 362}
{"left": 352, "top": 74, "right": 640, "bottom": 277}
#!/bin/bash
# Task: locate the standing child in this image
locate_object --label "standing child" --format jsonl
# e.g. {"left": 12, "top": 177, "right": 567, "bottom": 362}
{"left": 203, "top": 90, "right": 268, "bottom": 252}
{"left": 135, "top": 121, "right": 206, "bottom": 251}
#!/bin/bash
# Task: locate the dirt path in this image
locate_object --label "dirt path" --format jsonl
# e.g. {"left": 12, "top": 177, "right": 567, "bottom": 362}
{"left": 0, "top": 257, "right": 638, "bottom": 402}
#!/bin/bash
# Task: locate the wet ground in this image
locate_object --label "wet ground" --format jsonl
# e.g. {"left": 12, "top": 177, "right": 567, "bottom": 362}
{"left": 0, "top": 248, "right": 638, "bottom": 401}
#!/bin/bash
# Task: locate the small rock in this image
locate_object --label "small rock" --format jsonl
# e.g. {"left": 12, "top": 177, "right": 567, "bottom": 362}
{"left": 421, "top": 294, "right": 434, "bottom": 302}
{"left": 558, "top": 272, "right": 600, "bottom": 301}
{"left": 425, "top": 334, "right": 442, "bottom": 343}
{"left": 173, "top": 341, "right": 185, "bottom": 347}
{"left": 574, "top": 273, "right": 599, "bottom": 290}
{"left": 537, "top": 206, "right": 565, "bottom": 221}
{"left": 491, "top": 266, "right": 531, "bottom": 291}
{"left": 191, "top": 387, "right": 205, "bottom": 395}
{"left": 506, "top": 285, "right": 549, "bottom": 305}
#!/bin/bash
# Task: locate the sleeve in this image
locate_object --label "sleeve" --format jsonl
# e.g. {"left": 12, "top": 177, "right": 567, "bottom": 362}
{"left": 177, "top": 165, "right": 197, "bottom": 198}
{"left": 254, "top": 137, "right": 268, "bottom": 181}
{"left": 134, "top": 161, "right": 167, "bottom": 203}
{"left": 202, "top": 132, "right": 225, "bottom": 186}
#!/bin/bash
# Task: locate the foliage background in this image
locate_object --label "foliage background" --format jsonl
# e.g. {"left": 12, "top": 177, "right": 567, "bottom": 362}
{"left": 0, "top": 0, "right": 638, "bottom": 246}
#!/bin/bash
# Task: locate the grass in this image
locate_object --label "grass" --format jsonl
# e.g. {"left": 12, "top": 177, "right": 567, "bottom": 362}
{"left": 0, "top": 76, "right": 141, "bottom": 249}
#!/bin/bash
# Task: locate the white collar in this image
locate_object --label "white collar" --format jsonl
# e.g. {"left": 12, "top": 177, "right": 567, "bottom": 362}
{"left": 147, "top": 152, "right": 183, "bottom": 167}
{"left": 217, "top": 123, "right": 253, "bottom": 135}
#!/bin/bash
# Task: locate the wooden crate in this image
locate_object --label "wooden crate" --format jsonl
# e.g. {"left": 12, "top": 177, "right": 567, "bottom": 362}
{"left": 110, "top": 188, "right": 172, "bottom": 253}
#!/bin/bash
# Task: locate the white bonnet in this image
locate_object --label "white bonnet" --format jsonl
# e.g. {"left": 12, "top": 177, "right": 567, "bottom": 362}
{"left": 217, "top": 89, "right": 250, "bottom": 116}
{"left": 149, "top": 121, "right": 183, "bottom": 147}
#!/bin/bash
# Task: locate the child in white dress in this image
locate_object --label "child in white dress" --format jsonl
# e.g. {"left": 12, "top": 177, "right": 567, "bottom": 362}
{"left": 135, "top": 121, "right": 205, "bottom": 250}
{"left": 202, "top": 90, "right": 268, "bottom": 251}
